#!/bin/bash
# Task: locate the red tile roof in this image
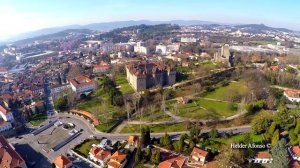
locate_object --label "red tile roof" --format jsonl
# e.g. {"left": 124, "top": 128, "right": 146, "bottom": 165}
{"left": 90, "top": 146, "right": 111, "bottom": 161}
{"left": 255, "top": 151, "right": 272, "bottom": 159}
{"left": 53, "top": 155, "right": 72, "bottom": 168}
{"left": 285, "top": 89, "right": 300, "bottom": 98}
{"left": 70, "top": 75, "right": 94, "bottom": 88}
{"left": 107, "top": 151, "right": 127, "bottom": 168}
{"left": 70, "top": 109, "right": 100, "bottom": 126}
{"left": 291, "top": 146, "right": 300, "bottom": 157}
{"left": 0, "top": 105, "right": 9, "bottom": 115}
{"left": 0, "top": 135, "right": 26, "bottom": 168}
{"left": 191, "top": 147, "right": 208, "bottom": 158}
{"left": 158, "top": 156, "right": 188, "bottom": 168}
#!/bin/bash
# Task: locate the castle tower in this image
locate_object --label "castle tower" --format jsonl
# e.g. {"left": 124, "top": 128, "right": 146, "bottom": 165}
{"left": 44, "top": 76, "right": 55, "bottom": 116}
{"left": 221, "top": 44, "right": 230, "bottom": 58}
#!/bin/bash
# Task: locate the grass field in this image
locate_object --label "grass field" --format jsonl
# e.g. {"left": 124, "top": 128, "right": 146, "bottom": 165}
{"left": 96, "top": 120, "right": 119, "bottom": 132}
{"left": 131, "top": 105, "right": 172, "bottom": 122}
{"left": 115, "top": 75, "right": 134, "bottom": 94}
{"left": 168, "top": 98, "right": 238, "bottom": 120}
{"left": 29, "top": 113, "right": 47, "bottom": 126}
{"left": 203, "top": 80, "right": 248, "bottom": 101}
{"left": 200, "top": 61, "right": 218, "bottom": 69}
{"left": 120, "top": 123, "right": 188, "bottom": 133}
{"left": 74, "top": 139, "right": 101, "bottom": 157}
{"left": 210, "top": 133, "right": 264, "bottom": 145}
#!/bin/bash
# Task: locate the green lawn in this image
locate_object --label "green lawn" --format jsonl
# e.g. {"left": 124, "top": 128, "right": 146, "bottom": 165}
{"left": 200, "top": 61, "right": 218, "bottom": 69}
{"left": 29, "top": 113, "right": 47, "bottom": 126}
{"left": 96, "top": 120, "right": 119, "bottom": 132}
{"left": 115, "top": 75, "right": 134, "bottom": 94}
{"left": 168, "top": 98, "right": 238, "bottom": 120}
{"left": 120, "top": 123, "right": 188, "bottom": 133}
{"left": 74, "top": 139, "right": 101, "bottom": 157}
{"left": 210, "top": 133, "right": 264, "bottom": 145}
{"left": 131, "top": 105, "right": 172, "bottom": 122}
{"left": 203, "top": 80, "right": 248, "bottom": 101}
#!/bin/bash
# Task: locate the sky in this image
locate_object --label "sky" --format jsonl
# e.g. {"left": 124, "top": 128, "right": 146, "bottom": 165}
{"left": 0, "top": 0, "right": 299, "bottom": 41}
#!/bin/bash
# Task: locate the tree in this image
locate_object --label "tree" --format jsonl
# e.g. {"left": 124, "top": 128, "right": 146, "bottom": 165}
{"left": 135, "top": 147, "right": 143, "bottom": 164}
{"left": 271, "top": 139, "right": 289, "bottom": 168}
{"left": 151, "top": 149, "right": 161, "bottom": 165}
{"left": 145, "top": 126, "right": 151, "bottom": 145}
{"left": 216, "top": 145, "right": 246, "bottom": 168}
{"left": 274, "top": 108, "right": 295, "bottom": 131}
{"left": 271, "top": 129, "right": 280, "bottom": 146}
{"left": 54, "top": 96, "right": 67, "bottom": 111}
{"left": 144, "top": 147, "right": 152, "bottom": 161}
{"left": 190, "top": 127, "right": 201, "bottom": 139}
{"left": 251, "top": 111, "right": 273, "bottom": 134}
{"left": 267, "top": 122, "right": 277, "bottom": 139}
{"left": 160, "top": 133, "right": 172, "bottom": 149}
{"left": 140, "top": 127, "right": 146, "bottom": 147}
{"left": 209, "top": 128, "right": 218, "bottom": 138}
{"left": 173, "top": 136, "right": 184, "bottom": 153}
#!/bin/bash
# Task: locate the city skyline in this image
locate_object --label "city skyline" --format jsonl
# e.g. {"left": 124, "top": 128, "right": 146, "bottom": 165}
{"left": 0, "top": 0, "right": 299, "bottom": 41}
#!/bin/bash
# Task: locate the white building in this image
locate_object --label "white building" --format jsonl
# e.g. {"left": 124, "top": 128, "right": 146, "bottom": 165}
{"left": 89, "top": 146, "right": 111, "bottom": 167}
{"left": 0, "top": 105, "right": 14, "bottom": 122}
{"left": 181, "top": 37, "right": 197, "bottom": 43}
{"left": 134, "top": 42, "right": 148, "bottom": 55}
{"left": 155, "top": 44, "right": 167, "bottom": 55}
{"left": 70, "top": 75, "right": 95, "bottom": 94}
{"left": 284, "top": 89, "right": 300, "bottom": 102}
{"left": 248, "top": 152, "right": 273, "bottom": 164}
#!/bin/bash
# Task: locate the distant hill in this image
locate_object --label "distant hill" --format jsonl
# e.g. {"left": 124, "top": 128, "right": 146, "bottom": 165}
{"left": 235, "top": 24, "right": 293, "bottom": 33}
{"left": 6, "top": 20, "right": 217, "bottom": 43}
{"left": 13, "top": 29, "right": 93, "bottom": 45}
{"left": 5, "top": 20, "right": 296, "bottom": 45}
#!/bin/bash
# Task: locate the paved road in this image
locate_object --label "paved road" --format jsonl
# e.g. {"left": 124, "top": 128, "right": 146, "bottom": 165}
{"left": 8, "top": 112, "right": 251, "bottom": 168}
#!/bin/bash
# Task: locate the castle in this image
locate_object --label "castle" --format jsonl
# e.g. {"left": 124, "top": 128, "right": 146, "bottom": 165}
{"left": 126, "top": 62, "right": 176, "bottom": 91}
{"left": 214, "top": 44, "right": 234, "bottom": 67}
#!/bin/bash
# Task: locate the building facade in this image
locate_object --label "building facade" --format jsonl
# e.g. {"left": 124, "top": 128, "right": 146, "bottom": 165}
{"left": 126, "top": 62, "right": 176, "bottom": 91}
{"left": 44, "top": 76, "right": 55, "bottom": 116}
{"left": 284, "top": 89, "right": 300, "bottom": 102}
{"left": 70, "top": 75, "right": 95, "bottom": 94}
{"left": 0, "top": 135, "right": 27, "bottom": 168}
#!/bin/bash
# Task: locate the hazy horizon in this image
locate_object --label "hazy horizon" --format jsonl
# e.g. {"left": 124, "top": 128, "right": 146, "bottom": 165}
{"left": 1, "top": 0, "right": 299, "bottom": 41}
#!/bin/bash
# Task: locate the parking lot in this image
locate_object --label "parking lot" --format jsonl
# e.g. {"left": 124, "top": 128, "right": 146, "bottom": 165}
{"left": 36, "top": 126, "right": 70, "bottom": 152}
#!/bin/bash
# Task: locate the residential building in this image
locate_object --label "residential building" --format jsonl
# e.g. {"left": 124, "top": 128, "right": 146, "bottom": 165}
{"left": 176, "top": 97, "right": 190, "bottom": 104}
{"left": 289, "top": 146, "right": 300, "bottom": 161}
{"left": 70, "top": 75, "right": 95, "bottom": 94}
{"left": 284, "top": 89, "right": 300, "bottom": 102}
{"left": 44, "top": 76, "right": 55, "bottom": 116}
{"left": 180, "top": 37, "right": 197, "bottom": 43}
{"left": 134, "top": 42, "right": 148, "bottom": 55}
{"left": 187, "top": 147, "right": 208, "bottom": 167}
{"left": 126, "top": 62, "right": 176, "bottom": 91}
{"left": 125, "top": 135, "right": 139, "bottom": 149}
{"left": 89, "top": 146, "right": 111, "bottom": 167}
{"left": 0, "top": 105, "right": 14, "bottom": 122}
{"left": 0, "top": 135, "right": 27, "bottom": 168}
{"left": 53, "top": 155, "right": 72, "bottom": 168}
{"left": 156, "top": 44, "right": 167, "bottom": 55}
{"left": 107, "top": 151, "right": 127, "bottom": 168}
{"left": 158, "top": 156, "right": 188, "bottom": 168}
{"left": 0, "top": 121, "right": 12, "bottom": 132}
{"left": 92, "top": 62, "right": 111, "bottom": 74}
{"left": 249, "top": 151, "right": 273, "bottom": 164}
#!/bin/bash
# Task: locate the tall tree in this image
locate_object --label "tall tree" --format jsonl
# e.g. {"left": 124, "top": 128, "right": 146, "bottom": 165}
{"left": 216, "top": 145, "right": 246, "bottom": 168}
{"left": 271, "top": 139, "right": 289, "bottom": 168}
